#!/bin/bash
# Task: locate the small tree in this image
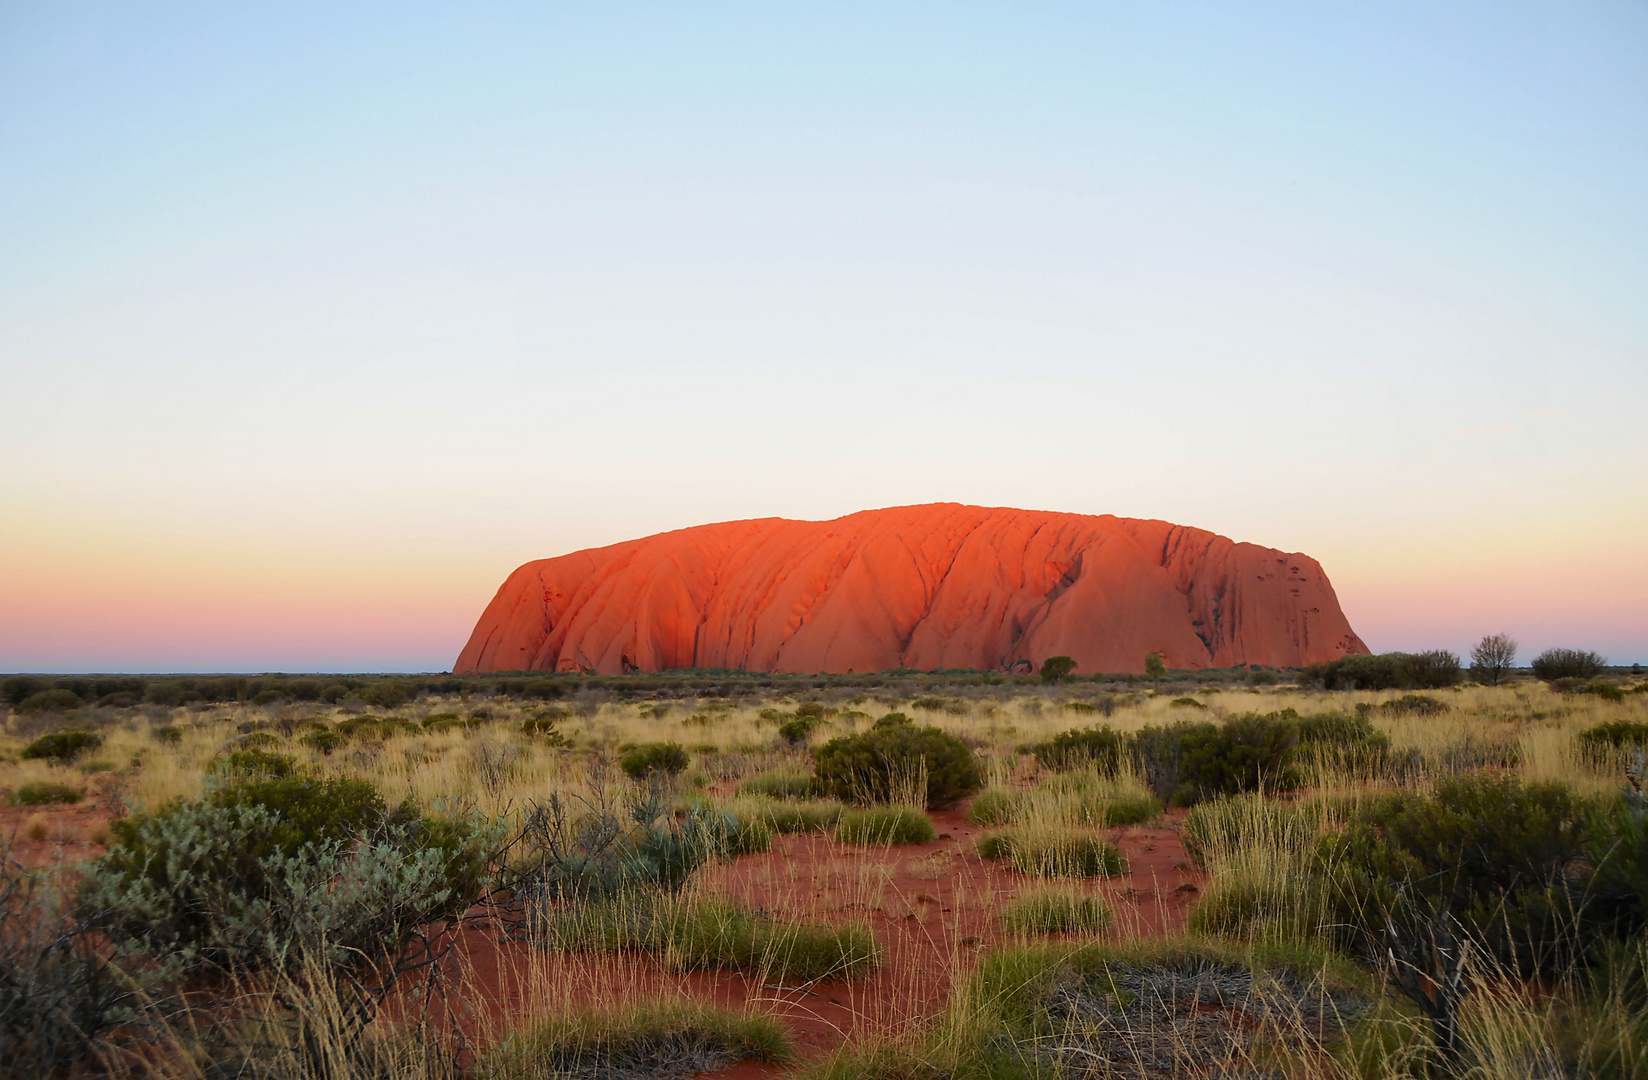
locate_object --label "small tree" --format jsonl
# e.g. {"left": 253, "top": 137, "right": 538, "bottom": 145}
{"left": 1470, "top": 633, "right": 1517, "bottom": 686}
{"left": 1039, "top": 656, "right": 1076, "bottom": 683}
{"left": 1144, "top": 652, "right": 1166, "bottom": 681}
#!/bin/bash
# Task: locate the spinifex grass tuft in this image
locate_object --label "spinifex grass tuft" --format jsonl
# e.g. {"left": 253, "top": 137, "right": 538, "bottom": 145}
{"left": 539, "top": 894, "right": 881, "bottom": 983}
{"left": 835, "top": 805, "right": 935, "bottom": 846}
{"left": 730, "top": 795, "right": 844, "bottom": 834}
{"left": 488, "top": 998, "right": 794, "bottom": 1080}
{"left": 999, "top": 885, "right": 1114, "bottom": 935}
{"left": 976, "top": 825, "right": 1126, "bottom": 877}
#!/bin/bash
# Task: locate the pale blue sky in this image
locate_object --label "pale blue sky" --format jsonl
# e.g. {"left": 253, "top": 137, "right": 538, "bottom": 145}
{"left": 2, "top": 3, "right": 1644, "bottom": 671}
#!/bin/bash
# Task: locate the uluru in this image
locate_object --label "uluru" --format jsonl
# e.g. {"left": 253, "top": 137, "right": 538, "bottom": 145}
{"left": 454, "top": 504, "right": 1369, "bottom": 676}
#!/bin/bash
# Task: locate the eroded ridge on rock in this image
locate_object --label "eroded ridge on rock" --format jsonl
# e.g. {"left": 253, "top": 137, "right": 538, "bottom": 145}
{"left": 455, "top": 504, "right": 1368, "bottom": 675}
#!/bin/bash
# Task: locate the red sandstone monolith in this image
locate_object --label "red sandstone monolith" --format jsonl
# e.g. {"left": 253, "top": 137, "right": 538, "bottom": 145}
{"left": 454, "top": 504, "right": 1368, "bottom": 675}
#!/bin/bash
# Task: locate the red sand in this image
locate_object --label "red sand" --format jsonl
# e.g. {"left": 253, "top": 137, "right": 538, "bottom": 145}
{"left": 455, "top": 503, "right": 1367, "bottom": 677}
{"left": 4, "top": 788, "right": 1204, "bottom": 1071}
{"left": 447, "top": 805, "right": 1203, "bottom": 1064}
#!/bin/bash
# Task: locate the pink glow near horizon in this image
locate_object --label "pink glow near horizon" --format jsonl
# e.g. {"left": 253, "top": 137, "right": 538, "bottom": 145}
{"left": 3, "top": 7, "right": 1643, "bottom": 671}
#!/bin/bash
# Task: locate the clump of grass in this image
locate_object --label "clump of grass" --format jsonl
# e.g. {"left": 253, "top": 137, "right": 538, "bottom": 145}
{"left": 730, "top": 796, "right": 843, "bottom": 834}
{"left": 999, "top": 886, "right": 1114, "bottom": 935}
{"left": 11, "top": 782, "right": 84, "bottom": 806}
{"left": 968, "top": 788, "right": 1024, "bottom": 826}
{"left": 835, "top": 805, "right": 935, "bottom": 845}
{"left": 487, "top": 999, "right": 794, "bottom": 1080}
{"left": 1035, "top": 769, "right": 1160, "bottom": 826}
{"left": 1183, "top": 792, "right": 1335, "bottom": 941}
{"left": 736, "top": 770, "right": 816, "bottom": 800}
{"left": 976, "top": 826, "right": 1126, "bottom": 877}
{"left": 540, "top": 896, "right": 880, "bottom": 983}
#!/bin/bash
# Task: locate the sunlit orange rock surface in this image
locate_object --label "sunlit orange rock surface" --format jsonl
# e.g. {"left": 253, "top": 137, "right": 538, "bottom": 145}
{"left": 454, "top": 504, "right": 1368, "bottom": 676}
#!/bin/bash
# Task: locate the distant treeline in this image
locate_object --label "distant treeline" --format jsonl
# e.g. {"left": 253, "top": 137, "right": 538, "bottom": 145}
{"left": 3, "top": 664, "right": 1290, "bottom": 713}
{"left": 4, "top": 651, "right": 1632, "bottom": 714}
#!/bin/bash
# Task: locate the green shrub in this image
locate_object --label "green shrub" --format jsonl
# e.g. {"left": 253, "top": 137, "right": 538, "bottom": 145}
{"left": 1378, "top": 694, "right": 1448, "bottom": 716}
{"left": 1532, "top": 647, "right": 1606, "bottom": 682}
{"left": 81, "top": 776, "right": 489, "bottom": 974}
{"left": 1136, "top": 714, "right": 1299, "bottom": 807}
{"left": 1581, "top": 721, "right": 1648, "bottom": 750}
{"left": 1318, "top": 776, "right": 1591, "bottom": 975}
{"left": 1029, "top": 725, "right": 1131, "bottom": 774}
{"left": 504, "top": 788, "right": 729, "bottom": 903}
{"left": 1303, "top": 651, "right": 1464, "bottom": 690}
{"left": 1580, "top": 681, "right": 1627, "bottom": 702}
{"left": 912, "top": 696, "right": 968, "bottom": 714}
{"left": 1292, "top": 711, "right": 1388, "bottom": 748}
{"left": 363, "top": 681, "right": 410, "bottom": 709}
{"left": 15, "top": 689, "right": 83, "bottom": 714}
{"left": 835, "top": 806, "right": 935, "bottom": 845}
{"left": 1291, "top": 711, "right": 1392, "bottom": 778}
{"left": 1, "top": 675, "right": 47, "bottom": 706}
{"left": 206, "top": 749, "right": 297, "bottom": 779}
{"left": 735, "top": 771, "right": 816, "bottom": 801}
{"left": 520, "top": 714, "right": 573, "bottom": 747}
{"left": 12, "top": 781, "right": 85, "bottom": 806}
{"left": 999, "top": 887, "right": 1113, "bottom": 935}
{"left": 1039, "top": 656, "right": 1076, "bottom": 683}
{"left": 620, "top": 742, "right": 690, "bottom": 779}
{"left": 777, "top": 717, "right": 818, "bottom": 745}
{"left": 299, "top": 729, "right": 345, "bottom": 754}
{"left": 813, "top": 724, "right": 981, "bottom": 809}
{"left": 1169, "top": 696, "right": 1205, "bottom": 709}
{"left": 1, "top": 843, "right": 144, "bottom": 1079}
{"left": 152, "top": 725, "right": 183, "bottom": 744}
{"left": 20, "top": 730, "right": 101, "bottom": 762}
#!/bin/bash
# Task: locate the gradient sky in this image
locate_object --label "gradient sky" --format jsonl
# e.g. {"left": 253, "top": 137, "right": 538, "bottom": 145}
{"left": 2, "top": 2, "right": 1644, "bottom": 673}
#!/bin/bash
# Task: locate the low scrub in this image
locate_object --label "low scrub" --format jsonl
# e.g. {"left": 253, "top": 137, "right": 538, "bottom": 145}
{"left": 1318, "top": 775, "right": 1592, "bottom": 976}
{"left": 1303, "top": 650, "right": 1464, "bottom": 690}
{"left": 11, "top": 781, "right": 84, "bottom": 806}
{"left": 813, "top": 723, "right": 981, "bottom": 809}
{"left": 1580, "top": 721, "right": 1648, "bottom": 750}
{"left": 1532, "top": 647, "right": 1606, "bottom": 682}
{"left": 81, "top": 776, "right": 492, "bottom": 975}
{"left": 206, "top": 748, "right": 297, "bottom": 779}
{"left": 999, "top": 886, "right": 1114, "bottom": 935}
{"left": 620, "top": 742, "right": 690, "bottom": 779}
{"left": 487, "top": 999, "right": 793, "bottom": 1080}
{"left": 1, "top": 845, "right": 144, "bottom": 1080}
{"left": 504, "top": 786, "right": 737, "bottom": 904}
{"left": 1028, "top": 725, "right": 1130, "bottom": 774}
{"left": 20, "top": 730, "right": 101, "bottom": 762}
{"left": 834, "top": 805, "right": 935, "bottom": 845}
{"left": 1136, "top": 714, "right": 1299, "bottom": 807}
{"left": 15, "top": 690, "right": 84, "bottom": 714}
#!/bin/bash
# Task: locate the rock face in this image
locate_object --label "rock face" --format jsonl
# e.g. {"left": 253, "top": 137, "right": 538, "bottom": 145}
{"left": 455, "top": 504, "right": 1368, "bottom": 676}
